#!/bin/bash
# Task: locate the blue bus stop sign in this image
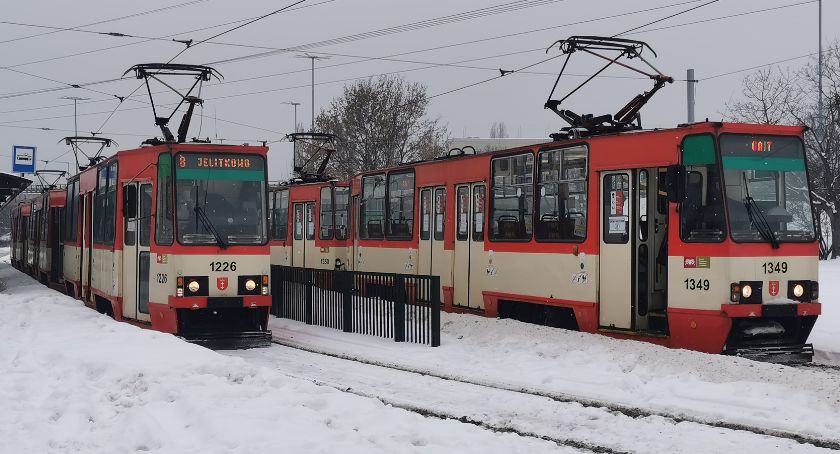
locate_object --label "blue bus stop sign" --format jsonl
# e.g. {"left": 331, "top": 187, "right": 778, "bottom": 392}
{"left": 12, "top": 145, "right": 36, "bottom": 174}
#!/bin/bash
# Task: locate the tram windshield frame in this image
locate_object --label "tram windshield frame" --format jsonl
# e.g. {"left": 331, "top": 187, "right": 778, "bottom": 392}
{"left": 172, "top": 152, "right": 268, "bottom": 247}
{"left": 718, "top": 134, "right": 816, "bottom": 244}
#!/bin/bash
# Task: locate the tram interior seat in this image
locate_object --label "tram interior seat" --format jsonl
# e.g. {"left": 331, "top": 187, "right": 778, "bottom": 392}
{"left": 390, "top": 221, "right": 410, "bottom": 238}
{"left": 366, "top": 221, "right": 383, "bottom": 239}
{"left": 497, "top": 215, "right": 524, "bottom": 239}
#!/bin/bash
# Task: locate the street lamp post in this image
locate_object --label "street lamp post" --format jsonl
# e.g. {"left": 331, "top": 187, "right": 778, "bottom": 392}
{"left": 295, "top": 54, "right": 330, "bottom": 131}
{"left": 281, "top": 101, "right": 301, "bottom": 133}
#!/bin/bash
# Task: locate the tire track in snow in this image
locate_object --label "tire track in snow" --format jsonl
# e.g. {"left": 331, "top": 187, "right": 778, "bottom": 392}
{"left": 269, "top": 338, "right": 840, "bottom": 451}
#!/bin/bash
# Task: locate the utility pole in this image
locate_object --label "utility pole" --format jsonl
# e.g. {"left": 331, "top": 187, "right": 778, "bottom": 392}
{"left": 817, "top": 0, "right": 823, "bottom": 132}
{"left": 296, "top": 54, "right": 330, "bottom": 131}
{"left": 281, "top": 101, "right": 301, "bottom": 132}
{"left": 60, "top": 96, "right": 89, "bottom": 136}
{"left": 686, "top": 69, "right": 696, "bottom": 123}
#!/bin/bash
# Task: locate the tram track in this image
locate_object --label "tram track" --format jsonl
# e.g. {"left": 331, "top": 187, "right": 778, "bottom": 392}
{"left": 262, "top": 338, "right": 840, "bottom": 452}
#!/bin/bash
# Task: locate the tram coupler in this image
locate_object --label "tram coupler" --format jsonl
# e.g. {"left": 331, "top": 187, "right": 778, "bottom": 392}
{"left": 724, "top": 343, "right": 814, "bottom": 364}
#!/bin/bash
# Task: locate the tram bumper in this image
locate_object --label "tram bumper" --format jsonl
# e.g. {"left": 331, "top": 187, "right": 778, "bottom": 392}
{"left": 721, "top": 303, "right": 820, "bottom": 364}
{"left": 169, "top": 295, "right": 272, "bottom": 350}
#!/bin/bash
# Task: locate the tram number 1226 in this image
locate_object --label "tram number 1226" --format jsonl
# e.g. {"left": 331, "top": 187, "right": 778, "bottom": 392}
{"left": 684, "top": 278, "right": 710, "bottom": 291}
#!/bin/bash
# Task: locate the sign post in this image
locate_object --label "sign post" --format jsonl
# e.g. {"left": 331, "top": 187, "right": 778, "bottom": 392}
{"left": 12, "top": 145, "right": 37, "bottom": 174}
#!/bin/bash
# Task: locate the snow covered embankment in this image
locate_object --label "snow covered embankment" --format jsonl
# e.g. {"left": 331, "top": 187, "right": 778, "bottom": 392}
{"left": 811, "top": 259, "right": 840, "bottom": 365}
{"left": 271, "top": 261, "right": 840, "bottom": 443}
{"left": 0, "top": 260, "right": 566, "bottom": 454}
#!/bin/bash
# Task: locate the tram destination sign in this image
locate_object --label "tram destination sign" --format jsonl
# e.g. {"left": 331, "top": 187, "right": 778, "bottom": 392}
{"left": 177, "top": 153, "right": 263, "bottom": 170}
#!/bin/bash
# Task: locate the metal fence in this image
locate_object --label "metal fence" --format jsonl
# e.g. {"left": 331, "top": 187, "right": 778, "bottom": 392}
{"left": 271, "top": 266, "right": 441, "bottom": 346}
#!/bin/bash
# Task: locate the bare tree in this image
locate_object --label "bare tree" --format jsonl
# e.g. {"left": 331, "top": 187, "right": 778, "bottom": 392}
{"left": 725, "top": 42, "right": 840, "bottom": 259}
{"left": 489, "top": 122, "right": 509, "bottom": 138}
{"left": 310, "top": 75, "right": 448, "bottom": 179}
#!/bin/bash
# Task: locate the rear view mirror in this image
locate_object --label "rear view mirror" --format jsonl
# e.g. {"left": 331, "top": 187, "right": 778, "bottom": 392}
{"left": 666, "top": 164, "right": 687, "bottom": 203}
{"left": 123, "top": 185, "right": 137, "bottom": 219}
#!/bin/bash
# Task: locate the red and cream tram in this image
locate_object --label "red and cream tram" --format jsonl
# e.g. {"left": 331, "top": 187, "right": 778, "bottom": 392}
{"left": 55, "top": 143, "right": 273, "bottom": 347}
{"left": 30, "top": 189, "right": 67, "bottom": 288}
{"left": 272, "top": 122, "right": 820, "bottom": 361}
{"left": 10, "top": 202, "right": 31, "bottom": 272}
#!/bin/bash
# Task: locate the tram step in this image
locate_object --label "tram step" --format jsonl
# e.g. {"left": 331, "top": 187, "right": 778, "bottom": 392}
{"left": 181, "top": 331, "right": 272, "bottom": 350}
{"left": 647, "top": 309, "right": 667, "bottom": 318}
{"left": 724, "top": 343, "right": 814, "bottom": 364}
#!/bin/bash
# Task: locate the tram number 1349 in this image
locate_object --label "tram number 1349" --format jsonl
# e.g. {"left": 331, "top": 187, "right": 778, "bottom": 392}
{"left": 762, "top": 261, "right": 788, "bottom": 274}
{"left": 684, "top": 278, "right": 710, "bottom": 291}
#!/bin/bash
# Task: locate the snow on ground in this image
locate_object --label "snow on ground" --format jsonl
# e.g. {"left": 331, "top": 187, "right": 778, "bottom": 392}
{"left": 0, "top": 260, "right": 570, "bottom": 454}
{"left": 812, "top": 259, "right": 840, "bottom": 365}
{"left": 270, "top": 260, "right": 840, "bottom": 443}
{"left": 234, "top": 344, "right": 833, "bottom": 453}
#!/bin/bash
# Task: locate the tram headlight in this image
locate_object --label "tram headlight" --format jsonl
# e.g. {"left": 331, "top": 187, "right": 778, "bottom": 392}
{"left": 741, "top": 284, "right": 753, "bottom": 299}
{"left": 188, "top": 280, "right": 200, "bottom": 293}
{"left": 245, "top": 279, "right": 257, "bottom": 291}
{"left": 733, "top": 281, "right": 762, "bottom": 304}
{"left": 787, "top": 280, "right": 815, "bottom": 302}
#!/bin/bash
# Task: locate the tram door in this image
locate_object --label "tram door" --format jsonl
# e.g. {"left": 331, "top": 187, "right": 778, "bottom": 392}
{"left": 418, "top": 186, "right": 446, "bottom": 277}
{"left": 599, "top": 171, "right": 633, "bottom": 329}
{"left": 291, "top": 202, "right": 316, "bottom": 267}
{"left": 453, "top": 183, "right": 485, "bottom": 309}
{"left": 50, "top": 207, "right": 64, "bottom": 282}
{"left": 122, "top": 183, "right": 152, "bottom": 322}
{"left": 291, "top": 203, "right": 305, "bottom": 266}
{"left": 82, "top": 193, "right": 93, "bottom": 302}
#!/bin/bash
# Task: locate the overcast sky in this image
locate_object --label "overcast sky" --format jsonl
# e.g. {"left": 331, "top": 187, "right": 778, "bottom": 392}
{"left": 0, "top": 0, "right": 836, "bottom": 181}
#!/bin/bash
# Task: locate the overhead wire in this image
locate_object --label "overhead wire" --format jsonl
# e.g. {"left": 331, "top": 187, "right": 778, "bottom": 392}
{"left": 421, "top": 0, "right": 723, "bottom": 101}
{"left": 0, "top": 0, "right": 210, "bottom": 45}
{"left": 0, "top": 0, "right": 697, "bottom": 107}
{"left": 1, "top": 0, "right": 819, "bottom": 128}
{"left": 91, "top": 0, "right": 311, "bottom": 134}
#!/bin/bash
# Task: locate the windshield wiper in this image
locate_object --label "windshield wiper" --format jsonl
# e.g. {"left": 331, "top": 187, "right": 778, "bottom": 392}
{"left": 194, "top": 205, "right": 228, "bottom": 249}
{"left": 742, "top": 174, "right": 779, "bottom": 249}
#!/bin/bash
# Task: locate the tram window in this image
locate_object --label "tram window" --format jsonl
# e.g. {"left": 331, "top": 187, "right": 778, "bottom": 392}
{"left": 420, "top": 189, "right": 431, "bottom": 241}
{"left": 306, "top": 203, "right": 315, "bottom": 240}
{"left": 387, "top": 171, "right": 414, "bottom": 240}
{"left": 603, "top": 173, "right": 630, "bottom": 244}
{"left": 456, "top": 186, "right": 469, "bottom": 241}
{"left": 536, "top": 146, "right": 588, "bottom": 242}
{"left": 140, "top": 184, "right": 152, "bottom": 247}
{"left": 434, "top": 188, "right": 446, "bottom": 241}
{"left": 473, "top": 186, "right": 486, "bottom": 242}
{"left": 334, "top": 187, "right": 349, "bottom": 240}
{"left": 360, "top": 174, "right": 385, "bottom": 239}
{"left": 64, "top": 181, "right": 78, "bottom": 241}
{"left": 320, "top": 187, "right": 334, "bottom": 240}
{"left": 272, "top": 190, "right": 289, "bottom": 241}
{"left": 124, "top": 185, "right": 137, "bottom": 246}
{"left": 639, "top": 169, "right": 648, "bottom": 242}
{"left": 293, "top": 204, "right": 303, "bottom": 240}
{"left": 94, "top": 161, "right": 118, "bottom": 245}
{"left": 490, "top": 153, "right": 534, "bottom": 241}
{"left": 155, "top": 153, "right": 174, "bottom": 246}
{"left": 680, "top": 134, "right": 726, "bottom": 242}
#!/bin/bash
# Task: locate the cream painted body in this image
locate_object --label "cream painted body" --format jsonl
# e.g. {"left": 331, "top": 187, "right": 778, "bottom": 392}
{"left": 270, "top": 245, "right": 291, "bottom": 267}
{"left": 63, "top": 244, "right": 81, "bottom": 287}
{"left": 668, "top": 255, "right": 819, "bottom": 310}
{"left": 351, "top": 246, "right": 596, "bottom": 309}
{"left": 91, "top": 248, "right": 121, "bottom": 300}
{"left": 148, "top": 253, "right": 271, "bottom": 304}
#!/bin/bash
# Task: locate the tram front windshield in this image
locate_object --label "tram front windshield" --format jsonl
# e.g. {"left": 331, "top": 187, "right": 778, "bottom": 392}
{"left": 720, "top": 135, "right": 815, "bottom": 243}
{"left": 174, "top": 153, "right": 266, "bottom": 246}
